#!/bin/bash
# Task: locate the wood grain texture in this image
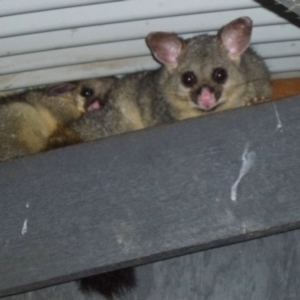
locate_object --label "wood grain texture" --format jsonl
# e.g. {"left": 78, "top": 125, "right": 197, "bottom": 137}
{"left": 272, "top": 78, "right": 300, "bottom": 100}
{"left": 4, "top": 229, "right": 300, "bottom": 300}
{"left": 1, "top": 95, "right": 300, "bottom": 296}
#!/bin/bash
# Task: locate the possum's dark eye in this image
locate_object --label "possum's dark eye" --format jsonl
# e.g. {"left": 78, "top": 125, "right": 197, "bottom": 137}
{"left": 212, "top": 68, "right": 228, "bottom": 84}
{"left": 80, "top": 88, "right": 94, "bottom": 98}
{"left": 181, "top": 72, "right": 197, "bottom": 87}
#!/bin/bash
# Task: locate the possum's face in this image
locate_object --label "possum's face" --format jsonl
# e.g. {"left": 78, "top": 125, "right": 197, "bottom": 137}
{"left": 180, "top": 67, "right": 229, "bottom": 112}
{"left": 146, "top": 17, "right": 266, "bottom": 117}
{"left": 78, "top": 85, "right": 99, "bottom": 111}
{"left": 170, "top": 35, "right": 247, "bottom": 112}
{"left": 75, "top": 77, "right": 117, "bottom": 111}
{"left": 45, "top": 77, "right": 116, "bottom": 113}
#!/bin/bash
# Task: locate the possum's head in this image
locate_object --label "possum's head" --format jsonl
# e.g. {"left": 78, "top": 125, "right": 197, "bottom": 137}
{"left": 146, "top": 17, "right": 270, "bottom": 118}
{"left": 45, "top": 77, "right": 116, "bottom": 113}
{"left": 75, "top": 77, "right": 117, "bottom": 111}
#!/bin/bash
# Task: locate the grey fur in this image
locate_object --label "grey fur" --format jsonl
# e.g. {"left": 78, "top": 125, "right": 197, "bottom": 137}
{"left": 71, "top": 17, "right": 271, "bottom": 143}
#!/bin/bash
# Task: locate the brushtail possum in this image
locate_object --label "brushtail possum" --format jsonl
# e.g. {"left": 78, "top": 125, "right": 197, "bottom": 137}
{"left": 46, "top": 77, "right": 116, "bottom": 149}
{"left": 0, "top": 77, "right": 115, "bottom": 162}
{"left": 77, "top": 16, "right": 271, "bottom": 300}
{"left": 71, "top": 16, "right": 271, "bottom": 143}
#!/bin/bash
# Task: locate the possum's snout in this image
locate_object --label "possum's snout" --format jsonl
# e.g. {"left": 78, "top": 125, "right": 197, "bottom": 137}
{"left": 192, "top": 85, "right": 222, "bottom": 111}
{"left": 85, "top": 98, "right": 102, "bottom": 111}
{"left": 80, "top": 87, "right": 104, "bottom": 111}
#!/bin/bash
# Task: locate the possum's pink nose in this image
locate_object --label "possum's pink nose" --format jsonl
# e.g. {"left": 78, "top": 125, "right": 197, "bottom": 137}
{"left": 87, "top": 100, "right": 101, "bottom": 111}
{"left": 197, "top": 87, "right": 216, "bottom": 110}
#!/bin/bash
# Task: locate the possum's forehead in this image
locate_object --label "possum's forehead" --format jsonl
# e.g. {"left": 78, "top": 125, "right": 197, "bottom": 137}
{"left": 179, "top": 35, "right": 232, "bottom": 74}
{"left": 79, "top": 79, "right": 99, "bottom": 89}
{"left": 78, "top": 79, "right": 108, "bottom": 95}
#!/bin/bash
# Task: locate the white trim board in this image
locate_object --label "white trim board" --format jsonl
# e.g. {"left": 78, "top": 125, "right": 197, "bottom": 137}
{"left": 0, "top": 0, "right": 299, "bottom": 91}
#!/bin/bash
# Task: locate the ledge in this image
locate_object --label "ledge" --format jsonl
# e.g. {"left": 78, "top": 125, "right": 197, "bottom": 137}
{"left": 1, "top": 95, "right": 300, "bottom": 297}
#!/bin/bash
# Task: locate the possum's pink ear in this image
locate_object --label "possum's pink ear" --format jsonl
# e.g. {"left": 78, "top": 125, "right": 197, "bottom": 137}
{"left": 45, "top": 83, "right": 77, "bottom": 96}
{"left": 219, "top": 17, "right": 252, "bottom": 60}
{"left": 146, "top": 32, "right": 184, "bottom": 69}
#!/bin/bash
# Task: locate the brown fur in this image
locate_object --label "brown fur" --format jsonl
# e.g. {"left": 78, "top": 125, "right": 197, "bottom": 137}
{"left": 0, "top": 77, "right": 116, "bottom": 162}
{"left": 45, "top": 76, "right": 117, "bottom": 145}
{"left": 46, "top": 125, "right": 83, "bottom": 150}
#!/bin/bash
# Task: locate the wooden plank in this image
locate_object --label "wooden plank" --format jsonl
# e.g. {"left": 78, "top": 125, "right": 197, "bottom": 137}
{"left": 0, "top": 56, "right": 158, "bottom": 91}
{"left": 0, "top": 0, "right": 260, "bottom": 38}
{"left": 1, "top": 96, "right": 300, "bottom": 297}
{"left": 133, "top": 229, "right": 300, "bottom": 300}
{"left": 2, "top": 35, "right": 300, "bottom": 77}
{"left": 1, "top": 21, "right": 297, "bottom": 58}
{"left": 0, "top": 0, "right": 117, "bottom": 17}
{"left": 272, "top": 77, "right": 300, "bottom": 99}
{"left": 3, "top": 229, "right": 300, "bottom": 299}
{"left": 0, "top": 4, "right": 296, "bottom": 91}
{"left": 265, "top": 55, "right": 300, "bottom": 73}
{"left": 0, "top": 54, "right": 298, "bottom": 92}
{"left": 0, "top": 8, "right": 288, "bottom": 75}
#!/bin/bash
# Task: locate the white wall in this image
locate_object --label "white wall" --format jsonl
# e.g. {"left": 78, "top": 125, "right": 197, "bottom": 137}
{"left": 0, "top": 0, "right": 299, "bottom": 91}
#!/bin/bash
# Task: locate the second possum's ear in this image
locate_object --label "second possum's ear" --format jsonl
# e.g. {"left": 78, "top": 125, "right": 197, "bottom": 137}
{"left": 45, "top": 83, "right": 77, "bottom": 96}
{"left": 146, "top": 32, "right": 184, "bottom": 70}
{"left": 218, "top": 16, "right": 252, "bottom": 61}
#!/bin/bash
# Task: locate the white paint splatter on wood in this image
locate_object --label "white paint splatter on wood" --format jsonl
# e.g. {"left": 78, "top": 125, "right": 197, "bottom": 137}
{"left": 273, "top": 103, "right": 283, "bottom": 131}
{"left": 113, "top": 222, "right": 134, "bottom": 254}
{"left": 231, "top": 144, "right": 256, "bottom": 201}
{"left": 22, "top": 219, "right": 28, "bottom": 235}
{"left": 242, "top": 223, "right": 247, "bottom": 234}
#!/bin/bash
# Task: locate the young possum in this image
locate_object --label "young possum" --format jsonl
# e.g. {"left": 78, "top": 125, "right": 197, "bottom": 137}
{"left": 71, "top": 16, "right": 271, "bottom": 143}
{"left": 77, "top": 16, "right": 271, "bottom": 300}
{"left": 0, "top": 77, "right": 115, "bottom": 162}
{"left": 46, "top": 77, "right": 116, "bottom": 149}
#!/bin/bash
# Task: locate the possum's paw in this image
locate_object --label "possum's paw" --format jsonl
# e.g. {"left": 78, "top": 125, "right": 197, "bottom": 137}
{"left": 246, "top": 96, "right": 268, "bottom": 106}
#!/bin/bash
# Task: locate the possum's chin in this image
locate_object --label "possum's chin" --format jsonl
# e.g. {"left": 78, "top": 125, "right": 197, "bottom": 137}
{"left": 194, "top": 102, "right": 223, "bottom": 112}
{"left": 190, "top": 91, "right": 223, "bottom": 112}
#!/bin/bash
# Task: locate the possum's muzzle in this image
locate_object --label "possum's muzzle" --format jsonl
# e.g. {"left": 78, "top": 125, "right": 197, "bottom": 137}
{"left": 192, "top": 85, "right": 222, "bottom": 111}
{"left": 199, "top": 102, "right": 223, "bottom": 112}
{"left": 85, "top": 98, "right": 104, "bottom": 111}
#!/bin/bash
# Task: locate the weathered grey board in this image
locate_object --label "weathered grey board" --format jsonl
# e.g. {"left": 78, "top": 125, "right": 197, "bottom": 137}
{"left": 1, "top": 95, "right": 300, "bottom": 297}
{"left": 4, "top": 229, "right": 300, "bottom": 300}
